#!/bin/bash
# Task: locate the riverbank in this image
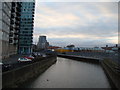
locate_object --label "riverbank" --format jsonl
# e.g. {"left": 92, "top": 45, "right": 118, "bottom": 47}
{"left": 57, "top": 54, "right": 120, "bottom": 89}
{"left": 101, "top": 59, "right": 120, "bottom": 90}
{"left": 2, "top": 55, "right": 57, "bottom": 88}
{"left": 19, "top": 57, "right": 111, "bottom": 88}
{"left": 57, "top": 54, "right": 100, "bottom": 63}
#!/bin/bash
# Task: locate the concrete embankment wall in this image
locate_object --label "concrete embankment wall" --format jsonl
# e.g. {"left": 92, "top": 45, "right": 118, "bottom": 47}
{"left": 57, "top": 54, "right": 100, "bottom": 63}
{"left": 101, "top": 60, "right": 120, "bottom": 90}
{"left": 2, "top": 56, "right": 57, "bottom": 88}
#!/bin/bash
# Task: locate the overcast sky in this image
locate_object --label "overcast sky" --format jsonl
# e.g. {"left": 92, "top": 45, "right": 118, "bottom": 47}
{"left": 33, "top": 0, "right": 118, "bottom": 47}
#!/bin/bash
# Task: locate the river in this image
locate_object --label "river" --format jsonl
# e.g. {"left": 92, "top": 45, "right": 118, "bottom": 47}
{"left": 22, "top": 57, "right": 111, "bottom": 88}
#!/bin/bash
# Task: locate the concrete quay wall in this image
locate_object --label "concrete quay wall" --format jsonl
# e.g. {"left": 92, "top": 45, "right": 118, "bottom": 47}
{"left": 2, "top": 56, "right": 57, "bottom": 88}
{"left": 57, "top": 54, "right": 100, "bottom": 63}
{"left": 101, "top": 60, "right": 120, "bottom": 90}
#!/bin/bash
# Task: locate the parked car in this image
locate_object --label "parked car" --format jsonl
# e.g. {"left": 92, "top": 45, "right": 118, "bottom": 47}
{"left": 18, "top": 57, "right": 32, "bottom": 62}
{"left": 42, "top": 54, "right": 47, "bottom": 57}
{"left": 0, "top": 62, "right": 12, "bottom": 72}
{"left": 23, "top": 55, "right": 34, "bottom": 60}
{"left": 0, "top": 62, "right": 2, "bottom": 65}
{"left": 23, "top": 56, "right": 32, "bottom": 60}
{"left": 28, "top": 55, "right": 35, "bottom": 59}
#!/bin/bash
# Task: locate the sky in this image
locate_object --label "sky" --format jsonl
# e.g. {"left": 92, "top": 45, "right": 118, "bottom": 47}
{"left": 33, "top": 0, "right": 118, "bottom": 47}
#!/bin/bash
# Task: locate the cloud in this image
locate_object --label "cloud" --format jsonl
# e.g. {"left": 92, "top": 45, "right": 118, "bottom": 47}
{"left": 35, "top": 13, "right": 81, "bottom": 28}
{"left": 35, "top": 0, "right": 119, "bottom": 2}
{"left": 33, "top": 2, "right": 118, "bottom": 47}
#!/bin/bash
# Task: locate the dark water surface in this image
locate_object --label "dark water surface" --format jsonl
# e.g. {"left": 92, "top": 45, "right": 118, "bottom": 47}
{"left": 22, "top": 57, "right": 111, "bottom": 88}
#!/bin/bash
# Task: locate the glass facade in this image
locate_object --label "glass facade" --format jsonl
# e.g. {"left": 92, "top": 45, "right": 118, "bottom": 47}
{"left": 18, "top": 2, "right": 35, "bottom": 54}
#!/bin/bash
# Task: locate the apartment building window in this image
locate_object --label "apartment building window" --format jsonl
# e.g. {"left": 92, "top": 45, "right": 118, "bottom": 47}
{"left": 3, "top": 3, "right": 6, "bottom": 8}
{"left": 0, "top": 31, "right": 2, "bottom": 40}
{"left": 3, "top": 12, "right": 5, "bottom": 17}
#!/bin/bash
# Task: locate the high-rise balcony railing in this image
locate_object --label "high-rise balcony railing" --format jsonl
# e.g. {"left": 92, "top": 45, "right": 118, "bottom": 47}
{"left": 16, "top": 7, "right": 21, "bottom": 12}
{"left": 9, "top": 32, "right": 14, "bottom": 37}
{"left": 10, "top": 25, "right": 13, "bottom": 29}
{"left": 11, "top": 19, "right": 14, "bottom": 24}
{"left": 15, "top": 21, "right": 20, "bottom": 25}
{"left": 11, "top": 13, "right": 16, "bottom": 17}
{"left": 11, "top": 9, "right": 15, "bottom": 12}
{"left": 13, "top": 40, "right": 18, "bottom": 45}
{"left": 14, "top": 32, "right": 19, "bottom": 35}
{"left": 12, "top": 2, "right": 15, "bottom": 7}
{"left": 14, "top": 37, "right": 18, "bottom": 40}
{"left": 9, "top": 39, "right": 13, "bottom": 44}
{"left": 16, "top": 12, "right": 21, "bottom": 16}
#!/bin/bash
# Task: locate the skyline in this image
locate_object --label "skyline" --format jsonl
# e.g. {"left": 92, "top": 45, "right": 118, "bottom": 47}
{"left": 33, "top": 1, "right": 118, "bottom": 47}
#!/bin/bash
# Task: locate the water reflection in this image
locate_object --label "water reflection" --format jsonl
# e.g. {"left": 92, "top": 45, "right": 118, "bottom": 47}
{"left": 22, "top": 57, "right": 111, "bottom": 88}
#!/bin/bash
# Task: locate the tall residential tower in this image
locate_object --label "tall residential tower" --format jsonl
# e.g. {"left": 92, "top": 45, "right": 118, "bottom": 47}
{"left": 0, "top": 1, "right": 35, "bottom": 60}
{"left": 9, "top": 2, "right": 21, "bottom": 56}
{"left": 18, "top": 1, "right": 35, "bottom": 54}
{"left": 37, "top": 36, "right": 49, "bottom": 50}
{"left": 0, "top": 2, "right": 12, "bottom": 60}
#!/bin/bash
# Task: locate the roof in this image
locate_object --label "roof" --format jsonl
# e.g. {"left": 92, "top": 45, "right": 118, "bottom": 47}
{"left": 48, "top": 46, "right": 61, "bottom": 49}
{"left": 101, "top": 47, "right": 114, "bottom": 50}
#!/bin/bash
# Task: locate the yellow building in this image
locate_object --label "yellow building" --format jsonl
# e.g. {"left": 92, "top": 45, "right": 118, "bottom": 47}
{"left": 55, "top": 48, "right": 74, "bottom": 53}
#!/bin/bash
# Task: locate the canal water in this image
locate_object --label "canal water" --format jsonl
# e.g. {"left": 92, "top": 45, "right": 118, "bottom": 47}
{"left": 22, "top": 57, "right": 111, "bottom": 88}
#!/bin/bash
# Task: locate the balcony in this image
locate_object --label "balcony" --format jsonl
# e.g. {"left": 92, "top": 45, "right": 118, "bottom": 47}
{"left": 9, "top": 32, "right": 13, "bottom": 37}
{"left": 11, "top": 24, "right": 15, "bottom": 28}
{"left": 14, "top": 37, "right": 18, "bottom": 40}
{"left": 15, "top": 21, "right": 20, "bottom": 25}
{"left": 16, "top": 7, "right": 21, "bottom": 12}
{"left": 12, "top": 2, "right": 15, "bottom": 7}
{"left": 16, "top": 12, "right": 21, "bottom": 16}
{"left": 14, "top": 32, "right": 19, "bottom": 35}
{"left": 13, "top": 43, "right": 18, "bottom": 46}
{"left": 16, "top": 18, "right": 20, "bottom": 22}
{"left": 15, "top": 26, "right": 20, "bottom": 30}
{"left": 11, "top": 20, "right": 14, "bottom": 24}
{"left": 14, "top": 29, "right": 19, "bottom": 32}
{"left": 32, "top": 15, "right": 34, "bottom": 17}
{"left": 11, "top": 13, "right": 16, "bottom": 17}
{"left": 13, "top": 40, "right": 18, "bottom": 45}
{"left": 11, "top": 14, "right": 15, "bottom": 18}
{"left": 11, "top": 9, "right": 15, "bottom": 12}
{"left": 17, "top": 2, "right": 22, "bottom": 6}
{"left": 9, "top": 39, "right": 13, "bottom": 44}
{"left": 10, "top": 25, "right": 13, "bottom": 30}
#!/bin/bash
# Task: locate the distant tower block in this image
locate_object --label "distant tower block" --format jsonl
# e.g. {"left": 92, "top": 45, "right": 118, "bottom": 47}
{"left": 37, "top": 36, "right": 49, "bottom": 50}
